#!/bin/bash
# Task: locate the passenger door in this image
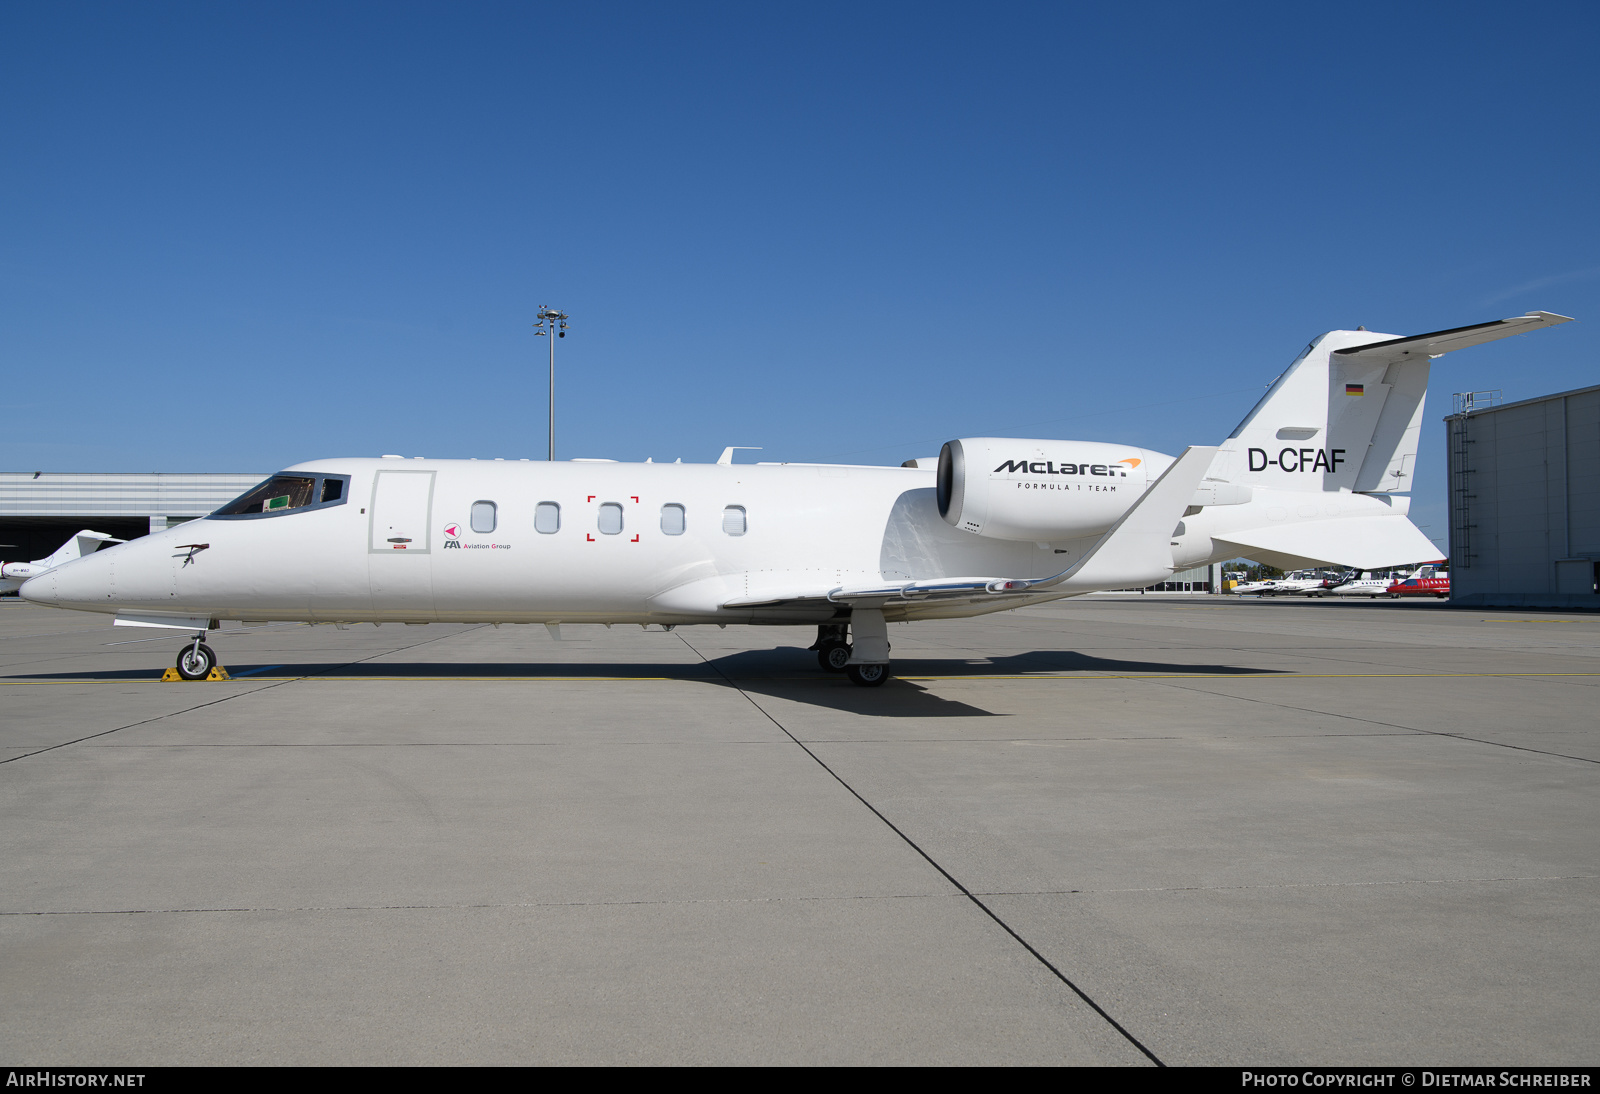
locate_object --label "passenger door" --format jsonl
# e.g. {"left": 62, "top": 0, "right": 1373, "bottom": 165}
{"left": 368, "top": 470, "right": 436, "bottom": 618}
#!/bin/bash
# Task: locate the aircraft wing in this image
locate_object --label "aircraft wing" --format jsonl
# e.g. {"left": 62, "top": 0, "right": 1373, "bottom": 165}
{"left": 1333, "top": 311, "right": 1572, "bottom": 361}
{"left": 722, "top": 445, "right": 1218, "bottom": 609}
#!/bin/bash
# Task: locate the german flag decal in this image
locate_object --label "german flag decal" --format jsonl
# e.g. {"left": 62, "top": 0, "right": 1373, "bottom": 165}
{"left": 1345, "top": 383, "right": 1364, "bottom": 396}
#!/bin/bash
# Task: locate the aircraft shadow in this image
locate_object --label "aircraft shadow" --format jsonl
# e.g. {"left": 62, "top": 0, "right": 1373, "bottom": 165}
{"left": 5, "top": 648, "right": 1281, "bottom": 718}
{"left": 696, "top": 647, "right": 1283, "bottom": 719}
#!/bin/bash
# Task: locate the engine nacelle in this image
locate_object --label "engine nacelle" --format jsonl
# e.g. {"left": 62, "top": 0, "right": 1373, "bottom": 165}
{"left": 937, "top": 438, "right": 1170, "bottom": 542}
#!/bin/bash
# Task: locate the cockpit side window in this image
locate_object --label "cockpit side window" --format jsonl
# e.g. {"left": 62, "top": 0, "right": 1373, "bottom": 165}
{"left": 211, "top": 474, "right": 352, "bottom": 520}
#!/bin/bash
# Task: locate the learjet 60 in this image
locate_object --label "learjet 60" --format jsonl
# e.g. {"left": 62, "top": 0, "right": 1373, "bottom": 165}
{"left": 20, "top": 312, "right": 1570, "bottom": 684}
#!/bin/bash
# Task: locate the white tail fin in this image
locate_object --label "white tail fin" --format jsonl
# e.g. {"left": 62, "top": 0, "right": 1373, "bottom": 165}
{"left": 1211, "top": 312, "right": 1571, "bottom": 494}
{"left": 40, "top": 530, "right": 123, "bottom": 569}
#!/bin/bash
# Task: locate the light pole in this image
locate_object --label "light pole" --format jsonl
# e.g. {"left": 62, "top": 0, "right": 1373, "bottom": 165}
{"left": 533, "top": 305, "right": 569, "bottom": 461}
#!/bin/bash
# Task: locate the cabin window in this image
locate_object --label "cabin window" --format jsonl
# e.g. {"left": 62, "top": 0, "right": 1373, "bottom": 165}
{"left": 661, "top": 503, "right": 685, "bottom": 535}
{"left": 470, "top": 501, "right": 497, "bottom": 534}
{"left": 598, "top": 503, "right": 624, "bottom": 535}
{"left": 722, "top": 505, "right": 747, "bottom": 536}
{"left": 535, "top": 502, "right": 560, "bottom": 534}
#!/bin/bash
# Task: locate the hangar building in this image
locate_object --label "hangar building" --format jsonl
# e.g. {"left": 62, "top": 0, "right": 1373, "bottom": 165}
{"left": 1446, "top": 385, "right": 1600, "bottom": 608}
{"left": 0, "top": 472, "right": 263, "bottom": 563}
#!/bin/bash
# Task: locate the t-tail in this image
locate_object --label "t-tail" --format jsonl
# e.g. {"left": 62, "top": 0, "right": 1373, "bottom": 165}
{"left": 1212, "top": 311, "right": 1571, "bottom": 492}
{"left": 1183, "top": 312, "right": 1572, "bottom": 572}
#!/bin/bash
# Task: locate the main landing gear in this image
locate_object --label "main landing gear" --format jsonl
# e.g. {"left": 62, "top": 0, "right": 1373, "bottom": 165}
{"left": 845, "top": 663, "right": 889, "bottom": 687}
{"left": 811, "top": 623, "right": 853, "bottom": 673}
{"left": 174, "top": 633, "right": 218, "bottom": 680}
{"left": 809, "top": 613, "right": 892, "bottom": 688}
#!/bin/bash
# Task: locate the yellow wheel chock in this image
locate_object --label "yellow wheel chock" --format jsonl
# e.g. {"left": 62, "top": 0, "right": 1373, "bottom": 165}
{"left": 161, "top": 666, "right": 231, "bottom": 681}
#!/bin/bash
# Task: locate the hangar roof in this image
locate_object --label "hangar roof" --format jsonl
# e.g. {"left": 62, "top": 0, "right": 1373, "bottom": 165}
{"left": 0, "top": 472, "right": 265, "bottom": 518}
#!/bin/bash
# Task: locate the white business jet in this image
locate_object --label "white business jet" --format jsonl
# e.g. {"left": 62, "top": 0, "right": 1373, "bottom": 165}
{"left": 1, "top": 530, "right": 125, "bottom": 595}
{"left": 20, "top": 311, "right": 1570, "bottom": 684}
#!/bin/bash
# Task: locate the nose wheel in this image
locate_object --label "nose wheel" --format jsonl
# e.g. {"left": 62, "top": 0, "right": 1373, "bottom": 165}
{"left": 175, "top": 639, "right": 217, "bottom": 681}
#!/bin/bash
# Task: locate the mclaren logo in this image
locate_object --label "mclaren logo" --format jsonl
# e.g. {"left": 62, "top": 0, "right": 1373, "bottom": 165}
{"left": 994, "top": 457, "right": 1141, "bottom": 478}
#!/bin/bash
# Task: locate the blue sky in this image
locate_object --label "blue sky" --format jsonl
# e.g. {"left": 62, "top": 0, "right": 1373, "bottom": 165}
{"left": 3, "top": 2, "right": 1597, "bottom": 551}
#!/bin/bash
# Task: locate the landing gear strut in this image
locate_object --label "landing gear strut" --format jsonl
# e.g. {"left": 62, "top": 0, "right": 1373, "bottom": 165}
{"left": 813, "top": 611, "right": 893, "bottom": 687}
{"left": 175, "top": 633, "right": 217, "bottom": 680}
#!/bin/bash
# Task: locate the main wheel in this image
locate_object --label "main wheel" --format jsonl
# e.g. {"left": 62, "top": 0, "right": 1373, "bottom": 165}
{"left": 846, "top": 663, "right": 890, "bottom": 687}
{"left": 176, "top": 642, "right": 216, "bottom": 680}
{"left": 817, "top": 641, "right": 852, "bottom": 673}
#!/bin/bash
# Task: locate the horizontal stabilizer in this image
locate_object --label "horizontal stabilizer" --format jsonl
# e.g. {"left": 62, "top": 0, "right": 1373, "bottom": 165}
{"left": 1214, "top": 516, "right": 1439, "bottom": 571}
{"left": 1334, "top": 312, "right": 1571, "bottom": 361}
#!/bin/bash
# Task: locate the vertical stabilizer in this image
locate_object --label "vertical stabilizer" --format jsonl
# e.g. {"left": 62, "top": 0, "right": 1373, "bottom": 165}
{"left": 1209, "top": 330, "right": 1401, "bottom": 494}
{"left": 42, "top": 530, "right": 122, "bottom": 569}
{"left": 1210, "top": 312, "right": 1571, "bottom": 495}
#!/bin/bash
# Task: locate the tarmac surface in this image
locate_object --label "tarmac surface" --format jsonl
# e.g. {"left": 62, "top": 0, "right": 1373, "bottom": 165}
{"left": 1, "top": 594, "right": 1596, "bottom": 1066}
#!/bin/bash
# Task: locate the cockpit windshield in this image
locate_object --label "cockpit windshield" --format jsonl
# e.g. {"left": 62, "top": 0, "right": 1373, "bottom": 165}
{"left": 211, "top": 473, "right": 351, "bottom": 519}
{"left": 216, "top": 477, "right": 316, "bottom": 515}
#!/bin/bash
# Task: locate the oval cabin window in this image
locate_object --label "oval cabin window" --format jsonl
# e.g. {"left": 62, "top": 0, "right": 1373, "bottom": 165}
{"left": 471, "top": 501, "right": 497, "bottom": 534}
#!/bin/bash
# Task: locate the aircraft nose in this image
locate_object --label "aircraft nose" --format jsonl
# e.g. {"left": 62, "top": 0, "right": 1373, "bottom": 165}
{"left": 20, "top": 549, "right": 114, "bottom": 609}
{"left": 18, "top": 572, "right": 59, "bottom": 605}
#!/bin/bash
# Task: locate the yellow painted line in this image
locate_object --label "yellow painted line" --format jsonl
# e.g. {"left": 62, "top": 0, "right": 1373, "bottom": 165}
{"left": 0, "top": 675, "right": 689, "bottom": 684}
{"left": 903, "top": 672, "right": 1600, "bottom": 681}
{"left": 4, "top": 671, "right": 1600, "bottom": 686}
{"left": 300, "top": 675, "right": 684, "bottom": 681}
{"left": 1485, "top": 618, "right": 1587, "bottom": 624}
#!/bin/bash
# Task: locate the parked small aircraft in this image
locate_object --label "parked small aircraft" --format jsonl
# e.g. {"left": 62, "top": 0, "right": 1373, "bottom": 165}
{"left": 19, "top": 311, "right": 1570, "bottom": 684}
{"left": 1, "top": 530, "right": 125, "bottom": 595}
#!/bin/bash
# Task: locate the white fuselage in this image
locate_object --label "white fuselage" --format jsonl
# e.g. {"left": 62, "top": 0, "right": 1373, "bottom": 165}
{"left": 20, "top": 454, "right": 1424, "bottom": 626}
{"left": 22, "top": 459, "right": 1040, "bottom": 625}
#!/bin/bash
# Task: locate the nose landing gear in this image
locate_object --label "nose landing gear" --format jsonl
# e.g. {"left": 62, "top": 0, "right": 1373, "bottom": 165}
{"left": 172, "top": 633, "right": 222, "bottom": 681}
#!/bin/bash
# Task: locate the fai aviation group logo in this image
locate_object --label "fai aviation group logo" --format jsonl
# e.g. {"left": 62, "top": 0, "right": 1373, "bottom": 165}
{"left": 441, "top": 522, "right": 509, "bottom": 551}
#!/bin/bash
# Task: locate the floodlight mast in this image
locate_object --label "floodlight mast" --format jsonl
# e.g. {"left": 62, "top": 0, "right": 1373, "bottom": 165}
{"left": 533, "top": 305, "right": 570, "bottom": 461}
